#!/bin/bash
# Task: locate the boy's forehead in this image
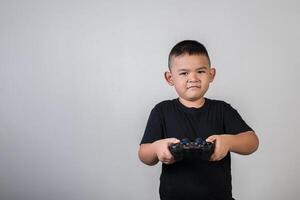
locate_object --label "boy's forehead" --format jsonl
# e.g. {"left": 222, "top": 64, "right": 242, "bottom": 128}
{"left": 170, "top": 54, "right": 210, "bottom": 70}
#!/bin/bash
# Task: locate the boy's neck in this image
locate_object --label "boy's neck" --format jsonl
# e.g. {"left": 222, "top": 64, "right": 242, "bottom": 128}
{"left": 178, "top": 97, "right": 205, "bottom": 108}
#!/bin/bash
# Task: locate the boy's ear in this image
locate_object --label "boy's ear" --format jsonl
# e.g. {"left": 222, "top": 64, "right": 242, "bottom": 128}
{"left": 209, "top": 67, "right": 216, "bottom": 82}
{"left": 164, "top": 71, "right": 174, "bottom": 86}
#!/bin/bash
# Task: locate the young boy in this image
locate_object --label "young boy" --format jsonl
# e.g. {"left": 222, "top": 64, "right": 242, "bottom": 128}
{"left": 138, "top": 40, "right": 259, "bottom": 200}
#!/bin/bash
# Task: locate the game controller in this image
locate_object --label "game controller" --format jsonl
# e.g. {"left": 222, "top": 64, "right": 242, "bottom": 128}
{"left": 169, "top": 138, "right": 215, "bottom": 161}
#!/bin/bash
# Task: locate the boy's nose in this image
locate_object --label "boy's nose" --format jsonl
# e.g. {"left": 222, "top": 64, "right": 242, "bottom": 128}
{"left": 188, "top": 73, "right": 199, "bottom": 82}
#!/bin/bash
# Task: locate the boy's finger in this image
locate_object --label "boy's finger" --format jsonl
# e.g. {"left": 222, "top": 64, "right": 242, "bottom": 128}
{"left": 169, "top": 159, "right": 176, "bottom": 164}
{"left": 210, "top": 153, "right": 218, "bottom": 161}
{"left": 163, "top": 150, "right": 173, "bottom": 159}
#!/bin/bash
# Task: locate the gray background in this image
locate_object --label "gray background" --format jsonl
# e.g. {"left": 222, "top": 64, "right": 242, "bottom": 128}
{"left": 0, "top": 0, "right": 299, "bottom": 199}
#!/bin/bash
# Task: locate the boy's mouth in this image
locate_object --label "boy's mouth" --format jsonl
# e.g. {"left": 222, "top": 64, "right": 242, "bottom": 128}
{"left": 187, "top": 86, "right": 200, "bottom": 89}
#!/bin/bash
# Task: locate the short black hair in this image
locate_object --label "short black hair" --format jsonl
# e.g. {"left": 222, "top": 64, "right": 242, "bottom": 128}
{"left": 168, "top": 40, "right": 211, "bottom": 69}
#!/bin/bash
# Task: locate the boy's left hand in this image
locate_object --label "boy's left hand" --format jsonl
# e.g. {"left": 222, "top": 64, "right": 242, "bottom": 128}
{"left": 206, "top": 135, "right": 231, "bottom": 161}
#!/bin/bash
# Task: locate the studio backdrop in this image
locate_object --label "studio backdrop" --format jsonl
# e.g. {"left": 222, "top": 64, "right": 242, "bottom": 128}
{"left": 0, "top": 1, "right": 299, "bottom": 200}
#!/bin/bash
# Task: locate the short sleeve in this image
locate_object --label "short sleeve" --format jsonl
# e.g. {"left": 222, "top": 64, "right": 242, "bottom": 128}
{"left": 223, "top": 103, "right": 253, "bottom": 134}
{"left": 140, "top": 106, "right": 164, "bottom": 144}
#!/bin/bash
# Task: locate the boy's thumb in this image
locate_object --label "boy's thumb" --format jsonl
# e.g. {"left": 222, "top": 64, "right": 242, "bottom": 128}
{"left": 167, "top": 138, "right": 180, "bottom": 144}
{"left": 206, "top": 135, "right": 217, "bottom": 143}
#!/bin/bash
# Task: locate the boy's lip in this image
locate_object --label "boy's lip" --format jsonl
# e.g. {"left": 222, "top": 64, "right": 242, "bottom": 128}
{"left": 187, "top": 86, "right": 201, "bottom": 89}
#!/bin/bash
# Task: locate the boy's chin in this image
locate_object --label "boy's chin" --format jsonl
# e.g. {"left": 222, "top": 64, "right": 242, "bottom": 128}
{"left": 184, "top": 92, "right": 205, "bottom": 100}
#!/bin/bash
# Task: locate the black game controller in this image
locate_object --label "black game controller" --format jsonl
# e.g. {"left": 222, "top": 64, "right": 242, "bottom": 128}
{"left": 169, "top": 138, "right": 215, "bottom": 161}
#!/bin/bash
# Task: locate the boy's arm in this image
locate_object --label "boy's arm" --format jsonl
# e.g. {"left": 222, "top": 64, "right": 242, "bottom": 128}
{"left": 138, "top": 138, "right": 180, "bottom": 166}
{"left": 227, "top": 131, "right": 259, "bottom": 155}
{"left": 138, "top": 143, "right": 159, "bottom": 166}
{"left": 206, "top": 131, "right": 259, "bottom": 161}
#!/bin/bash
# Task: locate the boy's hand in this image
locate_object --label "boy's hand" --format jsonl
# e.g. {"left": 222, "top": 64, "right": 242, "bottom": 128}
{"left": 206, "top": 135, "right": 231, "bottom": 161}
{"left": 153, "top": 138, "right": 180, "bottom": 164}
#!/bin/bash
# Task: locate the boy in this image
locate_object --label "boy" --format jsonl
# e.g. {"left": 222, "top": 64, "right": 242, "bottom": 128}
{"left": 138, "top": 40, "right": 259, "bottom": 200}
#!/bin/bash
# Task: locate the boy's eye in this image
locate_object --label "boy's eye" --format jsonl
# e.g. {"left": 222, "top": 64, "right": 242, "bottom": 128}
{"left": 198, "top": 71, "right": 205, "bottom": 74}
{"left": 179, "top": 72, "right": 188, "bottom": 75}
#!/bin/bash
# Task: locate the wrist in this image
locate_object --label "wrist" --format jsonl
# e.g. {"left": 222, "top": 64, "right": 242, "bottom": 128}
{"left": 152, "top": 140, "right": 159, "bottom": 155}
{"left": 223, "top": 134, "right": 235, "bottom": 152}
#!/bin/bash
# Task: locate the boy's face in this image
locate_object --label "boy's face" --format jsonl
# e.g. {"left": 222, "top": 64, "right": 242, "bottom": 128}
{"left": 165, "top": 54, "right": 215, "bottom": 103}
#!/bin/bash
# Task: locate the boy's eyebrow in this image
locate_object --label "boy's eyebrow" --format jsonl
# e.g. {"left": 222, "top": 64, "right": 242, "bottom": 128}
{"left": 177, "top": 66, "right": 208, "bottom": 71}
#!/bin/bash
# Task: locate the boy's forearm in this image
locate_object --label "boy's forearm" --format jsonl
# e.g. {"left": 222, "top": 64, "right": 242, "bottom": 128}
{"left": 138, "top": 143, "right": 159, "bottom": 166}
{"left": 227, "top": 131, "right": 259, "bottom": 155}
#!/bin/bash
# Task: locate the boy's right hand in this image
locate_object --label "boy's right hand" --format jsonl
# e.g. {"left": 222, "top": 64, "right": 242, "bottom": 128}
{"left": 153, "top": 138, "right": 180, "bottom": 165}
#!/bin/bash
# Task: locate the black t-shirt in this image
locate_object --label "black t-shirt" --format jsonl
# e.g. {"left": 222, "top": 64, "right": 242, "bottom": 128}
{"left": 140, "top": 98, "right": 253, "bottom": 200}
